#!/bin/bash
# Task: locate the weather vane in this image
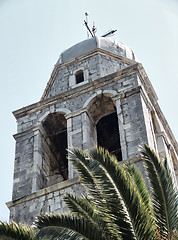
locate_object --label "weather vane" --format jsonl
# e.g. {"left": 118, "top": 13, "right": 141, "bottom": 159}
{"left": 84, "top": 12, "right": 117, "bottom": 38}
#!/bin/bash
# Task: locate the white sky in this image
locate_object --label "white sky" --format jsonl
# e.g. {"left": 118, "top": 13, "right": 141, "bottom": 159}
{"left": 0, "top": 0, "right": 177, "bottom": 222}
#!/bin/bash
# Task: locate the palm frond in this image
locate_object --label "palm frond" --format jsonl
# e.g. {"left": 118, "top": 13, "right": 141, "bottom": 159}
{"left": 68, "top": 148, "right": 103, "bottom": 196}
{"left": 89, "top": 147, "right": 156, "bottom": 240}
{"left": 63, "top": 193, "right": 121, "bottom": 239}
{"left": 69, "top": 148, "right": 137, "bottom": 240}
{"left": 0, "top": 221, "right": 35, "bottom": 240}
{"left": 125, "top": 163, "right": 152, "bottom": 211}
{"left": 141, "top": 144, "right": 178, "bottom": 239}
{"left": 163, "top": 157, "right": 178, "bottom": 237}
{"left": 34, "top": 213, "right": 112, "bottom": 240}
{"left": 64, "top": 194, "right": 94, "bottom": 220}
{"left": 68, "top": 148, "right": 116, "bottom": 227}
{"left": 34, "top": 227, "right": 85, "bottom": 240}
{"left": 64, "top": 193, "right": 105, "bottom": 226}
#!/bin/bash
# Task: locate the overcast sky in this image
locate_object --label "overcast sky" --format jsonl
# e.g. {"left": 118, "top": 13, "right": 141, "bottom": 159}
{"left": 0, "top": 0, "right": 177, "bottom": 222}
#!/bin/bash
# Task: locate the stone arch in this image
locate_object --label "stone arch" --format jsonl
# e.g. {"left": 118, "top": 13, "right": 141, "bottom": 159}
{"left": 83, "top": 90, "right": 117, "bottom": 108}
{"left": 37, "top": 108, "right": 71, "bottom": 124}
{"left": 87, "top": 94, "right": 116, "bottom": 124}
{"left": 85, "top": 92, "right": 122, "bottom": 161}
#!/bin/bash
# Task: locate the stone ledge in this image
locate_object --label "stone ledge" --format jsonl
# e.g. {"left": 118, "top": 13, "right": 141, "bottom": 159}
{"left": 12, "top": 63, "right": 139, "bottom": 119}
{"left": 6, "top": 155, "right": 143, "bottom": 209}
{"left": 121, "top": 154, "right": 142, "bottom": 165}
{"left": 6, "top": 177, "right": 80, "bottom": 209}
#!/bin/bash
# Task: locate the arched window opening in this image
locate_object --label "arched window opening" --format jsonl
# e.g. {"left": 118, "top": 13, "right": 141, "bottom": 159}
{"left": 96, "top": 112, "right": 122, "bottom": 161}
{"left": 88, "top": 94, "right": 122, "bottom": 161}
{"left": 42, "top": 113, "right": 68, "bottom": 187}
{"left": 75, "top": 70, "right": 84, "bottom": 84}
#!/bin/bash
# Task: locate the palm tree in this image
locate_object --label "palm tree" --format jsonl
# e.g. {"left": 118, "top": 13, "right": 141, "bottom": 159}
{"left": 34, "top": 144, "right": 177, "bottom": 240}
{"left": 0, "top": 221, "right": 35, "bottom": 240}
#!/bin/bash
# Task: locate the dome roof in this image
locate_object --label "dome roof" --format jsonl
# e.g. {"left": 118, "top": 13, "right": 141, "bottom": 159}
{"left": 56, "top": 36, "right": 137, "bottom": 64}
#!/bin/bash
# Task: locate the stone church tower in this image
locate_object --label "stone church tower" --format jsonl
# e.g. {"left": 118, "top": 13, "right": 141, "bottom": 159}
{"left": 7, "top": 37, "right": 178, "bottom": 224}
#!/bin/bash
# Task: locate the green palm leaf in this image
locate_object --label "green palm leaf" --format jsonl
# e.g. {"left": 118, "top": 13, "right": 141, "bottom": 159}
{"left": 34, "top": 213, "right": 113, "bottom": 240}
{"left": 89, "top": 147, "right": 156, "bottom": 240}
{"left": 35, "top": 227, "right": 85, "bottom": 240}
{"left": 63, "top": 193, "right": 115, "bottom": 239}
{"left": 0, "top": 221, "right": 35, "bottom": 240}
{"left": 68, "top": 148, "right": 137, "bottom": 240}
{"left": 141, "top": 144, "right": 178, "bottom": 240}
{"left": 125, "top": 164, "right": 152, "bottom": 211}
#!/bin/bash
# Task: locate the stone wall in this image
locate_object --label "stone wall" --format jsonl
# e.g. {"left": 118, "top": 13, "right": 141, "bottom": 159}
{"left": 12, "top": 131, "right": 35, "bottom": 200}
{"left": 45, "top": 53, "right": 129, "bottom": 99}
{"left": 8, "top": 156, "right": 149, "bottom": 225}
{"left": 9, "top": 178, "right": 83, "bottom": 224}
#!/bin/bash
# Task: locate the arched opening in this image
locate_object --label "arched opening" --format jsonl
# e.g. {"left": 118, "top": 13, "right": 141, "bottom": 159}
{"left": 75, "top": 70, "right": 84, "bottom": 84}
{"left": 42, "top": 112, "right": 68, "bottom": 187}
{"left": 96, "top": 112, "right": 122, "bottom": 161}
{"left": 88, "top": 94, "right": 122, "bottom": 161}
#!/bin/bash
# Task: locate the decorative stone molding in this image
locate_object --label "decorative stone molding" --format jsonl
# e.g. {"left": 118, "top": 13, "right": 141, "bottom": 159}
{"left": 7, "top": 177, "right": 80, "bottom": 209}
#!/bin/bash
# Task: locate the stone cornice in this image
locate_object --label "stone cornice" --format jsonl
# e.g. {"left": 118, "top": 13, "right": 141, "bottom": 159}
{"left": 13, "top": 86, "right": 142, "bottom": 139}
{"left": 13, "top": 124, "right": 45, "bottom": 140}
{"left": 6, "top": 177, "right": 80, "bottom": 209}
{"left": 137, "top": 63, "right": 158, "bottom": 102}
{"left": 6, "top": 155, "right": 143, "bottom": 209}
{"left": 13, "top": 63, "right": 139, "bottom": 119}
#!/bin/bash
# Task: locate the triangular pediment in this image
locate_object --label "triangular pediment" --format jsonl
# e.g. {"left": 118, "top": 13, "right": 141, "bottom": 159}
{"left": 41, "top": 48, "right": 136, "bottom": 100}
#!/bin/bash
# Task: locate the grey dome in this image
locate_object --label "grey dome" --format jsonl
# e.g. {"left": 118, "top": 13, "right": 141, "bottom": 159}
{"left": 56, "top": 36, "right": 137, "bottom": 64}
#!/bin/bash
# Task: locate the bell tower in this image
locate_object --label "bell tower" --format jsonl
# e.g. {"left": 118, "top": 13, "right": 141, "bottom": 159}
{"left": 7, "top": 37, "right": 178, "bottom": 224}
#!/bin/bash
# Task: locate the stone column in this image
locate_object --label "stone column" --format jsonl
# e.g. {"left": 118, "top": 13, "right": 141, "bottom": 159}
{"left": 31, "top": 128, "right": 42, "bottom": 193}
{"left": 66, "top": 110, "right": 84, "bottom": 179}
{"left": 115, "top": 97, "right": 128, "bottom": 161}
{"left": 82, "top": 111, "right": 97, "bottom": 150}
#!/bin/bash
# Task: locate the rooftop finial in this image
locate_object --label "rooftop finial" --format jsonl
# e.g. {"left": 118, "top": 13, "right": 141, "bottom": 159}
{"left": 84, "top": 12, "right": 89, "bottom": 39}
{"left": 92, "top": 22, "right": 97, "bottom": 36}
{"left": 84, "top": 13, "right": 117, "bottom": 38}
{"left": 84, "top": 12, "right": 95, "bottom": 38}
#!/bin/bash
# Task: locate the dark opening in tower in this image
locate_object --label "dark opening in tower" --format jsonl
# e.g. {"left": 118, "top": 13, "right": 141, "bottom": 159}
{"left": 96, "top": 112, "right": 122, "bottom": 161}
{"left": 75, "top": 70, "right": 84, "bottom": 84}
{"left": 42, "top": 113, "right": 68, "bottom": 186}
{"left": 88, "top": 94, "right": 122, "bottom": 161}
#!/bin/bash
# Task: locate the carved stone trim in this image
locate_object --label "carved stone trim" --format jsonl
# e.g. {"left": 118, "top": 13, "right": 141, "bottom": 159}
{"left": 6, "top": 177, "right": 80, "bottom": 209}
